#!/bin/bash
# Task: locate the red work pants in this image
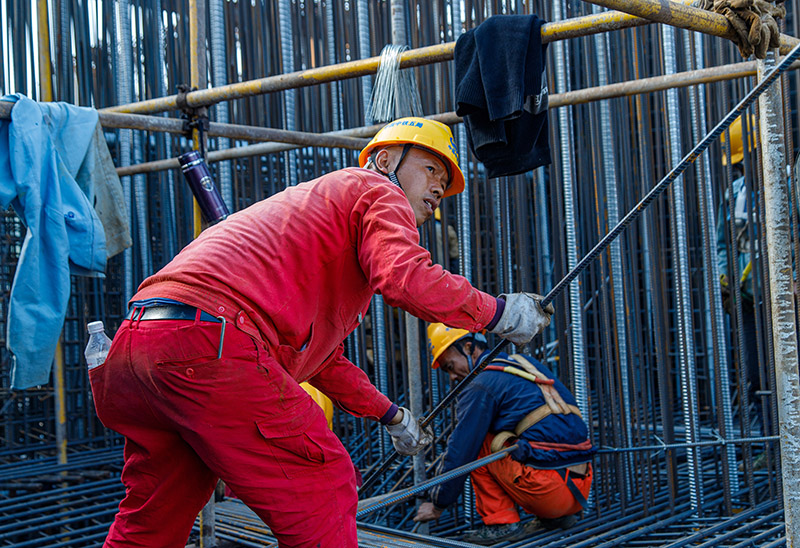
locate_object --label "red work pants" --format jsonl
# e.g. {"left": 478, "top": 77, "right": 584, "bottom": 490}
{"left": 470, "top": 435, "right": 592, "bottom": 524}
{"left": 90, "top": 315, "right": 358, "bottom": 547}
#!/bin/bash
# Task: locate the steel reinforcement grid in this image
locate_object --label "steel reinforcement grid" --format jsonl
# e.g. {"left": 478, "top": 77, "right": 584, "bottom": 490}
{"left": 1, "top": 0, "right": 799, "bottom": 546}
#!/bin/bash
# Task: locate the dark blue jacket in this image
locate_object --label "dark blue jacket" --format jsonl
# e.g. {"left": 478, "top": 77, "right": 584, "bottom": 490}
{"left": 430, "top": 352, "right": 594, "bottom": 509}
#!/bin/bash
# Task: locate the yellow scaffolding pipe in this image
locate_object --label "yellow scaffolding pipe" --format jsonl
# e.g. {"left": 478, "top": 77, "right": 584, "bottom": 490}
{"left": 584, "top": 0, "right": 799, "bottom": 52}
{"left": 112, "top": 58, "right": 798, "bottom": 177}
{"left": 189, "top": 0, "right": 206, "bottom": 238}
{"left": 37, "top": 0, "right": 67, "bottom": 469}
{"left": 104, "top": 2, "right": 780, "bottom": 117}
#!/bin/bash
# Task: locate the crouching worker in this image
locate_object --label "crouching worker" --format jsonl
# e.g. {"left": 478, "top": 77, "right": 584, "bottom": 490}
{"left": 414, "top": 324, "right": 595, "bottom": 545}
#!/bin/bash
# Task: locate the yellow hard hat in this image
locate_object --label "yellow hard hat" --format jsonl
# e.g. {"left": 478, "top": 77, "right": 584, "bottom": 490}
{"left": 359, "top": 117, "right": 465, "bottom": 198}
{"left": 301, "top": 382, "right": 334, "bottom": 429}
{"left": 721, "top": 114, "right": 756, "bottom": 166}
{"left": 427, "top": 323, "right": 470, "bottom": 368}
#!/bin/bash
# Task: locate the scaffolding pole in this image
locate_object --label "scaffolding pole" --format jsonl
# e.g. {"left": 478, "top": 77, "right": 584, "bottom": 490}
{"left": 97, "top": 0, "right": 797, "bottom": 117}
{"left": 584, "top": 0, "right": 799, "bottom": 53}
{"left": 757, "top": 51, "right": 800, "bottom": 548}
{"left": 100, "top": 58, "right": 798, "bottom": 177}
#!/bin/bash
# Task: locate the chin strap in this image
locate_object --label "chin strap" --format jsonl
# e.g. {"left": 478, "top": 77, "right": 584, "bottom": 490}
{"left": 454, "top": 341, "right": 475, "bottom": 372}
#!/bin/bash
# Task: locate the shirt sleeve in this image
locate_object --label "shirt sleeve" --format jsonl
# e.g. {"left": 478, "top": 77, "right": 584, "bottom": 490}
{"left": 430, "top": 381, "right": 498, "bottom": 509}
{"left": 352, "top": 183, "right": 496, "bottom": 332}
{"left": 307, "top": 343, "right": 394, "bottom": 421}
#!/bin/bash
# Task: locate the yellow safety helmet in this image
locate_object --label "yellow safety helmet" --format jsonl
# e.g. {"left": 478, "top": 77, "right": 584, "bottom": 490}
{"left": 721, "top": 114, "right": 756, "bottom": 166}
{"left": 428, "top": 322, "right": 480, "bottom": 369}
{"left": 301, "top": 382, "right": 334, "bottom": 430}
{"left": 359, "top": 117, "right": 465, "bottom": 198}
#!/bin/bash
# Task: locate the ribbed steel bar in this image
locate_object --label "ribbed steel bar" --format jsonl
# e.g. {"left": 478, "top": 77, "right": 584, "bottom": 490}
{"left": 685, "top": 28, "right": 738, "bottom": 505}
{"left": 209, "top": 0, "right": 232, "bottom": 207}
{"left": 552, "top": 0, "right": 588, "bottom": 428}
{"left": 113, "top": 0, "right": 134, "bottom": 301}
{"left": 278, "top": 0, "right": 297, "bottom": 187}
{"left": 357, "top": 445, "right": 516, "bottom": 517}
{"left": 542, "top": 40, "right": 800, "bottom": 306}
{"left": 663, "top": 22, "right": 704, "bottom": 514}
{"left": 592, "top": 3, "right": 632, "bottom": 503}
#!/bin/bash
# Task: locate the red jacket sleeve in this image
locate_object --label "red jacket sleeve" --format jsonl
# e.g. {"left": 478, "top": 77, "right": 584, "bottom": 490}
{"left": 352, "top": 183, "right": 496, "bottom": 332}
{"left": 307, "top": 343, "right": 393, "bottom": 421}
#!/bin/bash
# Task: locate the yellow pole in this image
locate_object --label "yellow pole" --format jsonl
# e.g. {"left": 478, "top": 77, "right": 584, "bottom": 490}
{"left": 37, "top": 0, "right": 54, "bottom": 103}
{"left": 583, "top": 0, "right": 799, "bottom": 53}
{"left": 190, "top": 0, "right": 206, "bottom": 239}
{"left": 37, "top": 0, "right": 67, "bottom": 468}
{"left": 189, "top": 3, "right": 215, "bottom": 546}
{"left": 100, "top": 4, "right": 800, "bottom": 117}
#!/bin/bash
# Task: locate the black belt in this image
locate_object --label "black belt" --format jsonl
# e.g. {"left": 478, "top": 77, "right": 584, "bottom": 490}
{"left": 556, "top": 467, "right": 588, "bottom": 509}
{"left": 125, "top": 304, "right": 222, "bottom": 323}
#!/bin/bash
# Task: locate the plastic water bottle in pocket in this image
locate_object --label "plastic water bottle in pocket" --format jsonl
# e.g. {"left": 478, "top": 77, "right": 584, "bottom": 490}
{"left": 85, "top": 321, "right": 113, "bottom": 370}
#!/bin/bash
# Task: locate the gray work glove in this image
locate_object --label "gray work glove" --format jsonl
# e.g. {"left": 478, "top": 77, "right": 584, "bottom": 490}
{"left": 695, "top": 0, "right": 785, "bottom": 59}
{"left": 384, "top": 407, "right": 433, "bottom": 456}
{"left": 489, "top": 293, "right": 555, "bottom": 346}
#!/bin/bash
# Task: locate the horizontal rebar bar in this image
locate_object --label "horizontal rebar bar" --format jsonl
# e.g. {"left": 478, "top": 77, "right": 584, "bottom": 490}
{"left": 597, "top": 435, "right": 779, "bottom": 454}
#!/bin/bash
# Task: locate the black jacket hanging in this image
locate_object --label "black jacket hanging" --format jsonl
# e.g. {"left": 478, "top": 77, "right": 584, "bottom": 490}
{"left": 455, "top": 15, "right": 551, "bottom": 178}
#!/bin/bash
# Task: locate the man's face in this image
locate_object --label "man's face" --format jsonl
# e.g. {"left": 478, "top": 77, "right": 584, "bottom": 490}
{"left": 437, "top": 345, "right": 471, "bottom": 383}
{"left": 375, "top": 146, "right": 449, "bottom": 226}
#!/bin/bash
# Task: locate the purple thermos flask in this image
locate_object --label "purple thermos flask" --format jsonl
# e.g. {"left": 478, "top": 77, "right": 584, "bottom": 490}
{"left": 178, "top": 150, "right": 230, "bottom": 225}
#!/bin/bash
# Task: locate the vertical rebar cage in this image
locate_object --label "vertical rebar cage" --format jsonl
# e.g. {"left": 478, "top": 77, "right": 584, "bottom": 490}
{"left": 0, "top": 0, "right": 798, "bottom": 546}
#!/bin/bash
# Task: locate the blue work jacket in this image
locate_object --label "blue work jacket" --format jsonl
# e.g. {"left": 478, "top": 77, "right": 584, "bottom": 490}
{"left": 430, "top": 352, "right": 594, "bottom": 509}
{"left": 0, "top": 95, "right": 107, "bottom": 389}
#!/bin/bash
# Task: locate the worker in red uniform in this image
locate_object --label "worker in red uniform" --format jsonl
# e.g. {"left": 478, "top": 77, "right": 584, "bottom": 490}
{"left": 89, "top": 117, "right": 555, "bottom": 548}
{"left": 414, "top": 324, "right": 594, "bottom": 545}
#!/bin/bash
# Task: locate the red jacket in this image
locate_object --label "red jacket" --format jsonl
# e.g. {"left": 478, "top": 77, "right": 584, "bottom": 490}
{"left": 134, "top": 168, "right": 497, "bottom": 420}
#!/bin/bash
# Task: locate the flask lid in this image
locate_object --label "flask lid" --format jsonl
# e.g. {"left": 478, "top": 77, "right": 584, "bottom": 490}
{"left": 87, "top": 321, "right": 105, "bottom": 334}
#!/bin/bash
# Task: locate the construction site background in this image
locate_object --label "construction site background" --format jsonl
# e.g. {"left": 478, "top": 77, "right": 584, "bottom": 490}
{"left": 1, "top": 0, "right": 799, "bottom": 546}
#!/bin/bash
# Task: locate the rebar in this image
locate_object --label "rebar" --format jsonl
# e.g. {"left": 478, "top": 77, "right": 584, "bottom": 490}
{"left": 2, "top": 2, "right": 799, "bottom": 546}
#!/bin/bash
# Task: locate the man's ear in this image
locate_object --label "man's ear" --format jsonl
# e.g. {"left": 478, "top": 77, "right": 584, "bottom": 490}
{"left": 373, "top": 147, "right": 393, "bottom": 171}
{"left": 463, "top": 341, "right": 473, "bottom": 356}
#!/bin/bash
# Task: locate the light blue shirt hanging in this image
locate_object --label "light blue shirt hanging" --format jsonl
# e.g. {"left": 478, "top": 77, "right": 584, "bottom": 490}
{"left": 0, "top": 94, "right": 107, "bottom": 389}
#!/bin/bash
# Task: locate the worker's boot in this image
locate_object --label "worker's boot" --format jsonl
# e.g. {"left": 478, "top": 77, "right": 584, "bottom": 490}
{"left": 538, "top": 511, "right": 581, "bottom": 530}
{"left": 461, "top": 522, "right": 528, "bottom": 545}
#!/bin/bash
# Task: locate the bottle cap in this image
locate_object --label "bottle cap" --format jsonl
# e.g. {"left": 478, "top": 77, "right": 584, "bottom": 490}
{"left": 87, "top": 321, "right": 105, "bottom": 334}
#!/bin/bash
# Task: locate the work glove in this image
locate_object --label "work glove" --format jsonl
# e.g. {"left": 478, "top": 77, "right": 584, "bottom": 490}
{"left": 695, "top": 0, "right": 784, "bottom": 59}
{"left": 384, "top": 407, "right": 433, "bottom": 456}
{"left": 489, "top": 292, "right": 555, "bottom": 346}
